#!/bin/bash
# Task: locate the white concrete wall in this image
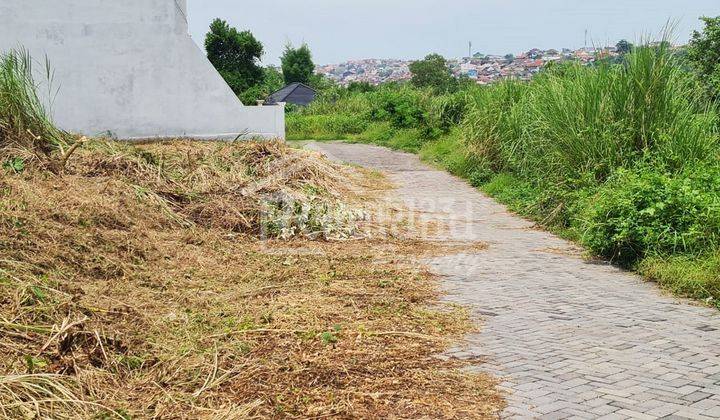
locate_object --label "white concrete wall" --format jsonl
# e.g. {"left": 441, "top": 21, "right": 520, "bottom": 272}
{"left": 0, "top": 0, "right": 285, "bottom": 139}
{"left": 243, "top": 102, "right": 286, "bottom": 139}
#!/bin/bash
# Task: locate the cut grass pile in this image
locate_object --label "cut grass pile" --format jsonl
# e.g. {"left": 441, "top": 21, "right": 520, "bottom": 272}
{"left": 67, "top": 140, "right": 378, "bottom": 240}
{"left": 0, "top": 138, "right": 502, "bottom": 418}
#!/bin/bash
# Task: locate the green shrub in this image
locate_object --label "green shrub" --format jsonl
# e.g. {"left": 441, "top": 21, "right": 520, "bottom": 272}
{"left": 369, "top": 87, "right": 427, "bottom": 129}
{"left": 581, "top": 163, "right": 720, "bottom": 265}
{"left": 290, "top": 83, "right": 451, "bottom": 144}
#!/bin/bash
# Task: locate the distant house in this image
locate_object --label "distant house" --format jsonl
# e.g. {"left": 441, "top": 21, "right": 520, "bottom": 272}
{"left": 265, "top": 83, "right": 317, "bottom": 107}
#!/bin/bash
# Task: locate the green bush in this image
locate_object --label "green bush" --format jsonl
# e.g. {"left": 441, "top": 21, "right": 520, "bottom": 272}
{"left": 369, "top": 87, "right": 427, "bottom": 129}
{"left": 581, "top": 164, "right": 720, "bottom": 265}
{"left": 290, "top": 83, "right": 456, "bottom": 145}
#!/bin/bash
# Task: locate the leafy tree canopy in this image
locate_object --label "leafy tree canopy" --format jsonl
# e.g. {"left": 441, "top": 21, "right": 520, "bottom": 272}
{"left": 205, "top": 18, "right": 264, "bottom": 95}
{"left": 239, "top": 67, "right": 285, "bottom": 105}
{"left": 308, "top": 74, "right": 337, "bottom": 92}
{"left": 616, "top": 39, "right": 634, "bottom": 55}
{"left": 409, "top": 54, "right": 456, "bottom": 92}
{"left": 281, "top": 44, "right": 315, "bottom": 85}
{"left": 687, "top": 16, "right": 720, "bottom": 97}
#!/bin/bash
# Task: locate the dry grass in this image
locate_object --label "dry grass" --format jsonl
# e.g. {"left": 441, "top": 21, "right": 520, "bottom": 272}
{"left": 64, "top": 140, "right": 381, "bottom": 239}
{"left": 0, "top": 139, "right": 502, "bottom": 419}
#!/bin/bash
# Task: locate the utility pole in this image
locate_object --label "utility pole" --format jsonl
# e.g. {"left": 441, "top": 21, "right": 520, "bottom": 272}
{"left": 469, "top": 41, "right": 472, "bottom": 58}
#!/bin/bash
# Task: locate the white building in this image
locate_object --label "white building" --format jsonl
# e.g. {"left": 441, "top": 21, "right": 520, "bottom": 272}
{"left": 0, "top": 0, "right": 285, "bottom": 139}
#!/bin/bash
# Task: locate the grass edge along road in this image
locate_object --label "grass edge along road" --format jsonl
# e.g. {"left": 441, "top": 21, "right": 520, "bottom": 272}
{"left": 287, "top": 38, "right": 720, "bottom": 308}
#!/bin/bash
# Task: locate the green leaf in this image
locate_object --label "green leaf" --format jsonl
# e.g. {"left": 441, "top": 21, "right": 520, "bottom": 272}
{"left": 30, "top": 285, "right": 46, "bottom": 302}
{"left": 320, "top": 331, "right": 338, "bottom": 345}
{"left": 2, "top": 157, "right": 25, "bottom": 173}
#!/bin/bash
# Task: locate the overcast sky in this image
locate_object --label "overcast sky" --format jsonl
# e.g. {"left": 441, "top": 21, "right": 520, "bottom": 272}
{"left": 188, "top": 1, "right": 720, "bottom": 65}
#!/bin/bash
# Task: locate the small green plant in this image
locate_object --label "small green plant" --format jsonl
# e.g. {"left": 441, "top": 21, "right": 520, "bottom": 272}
{"left": 24, "top": 355, "right": 48, "bottom": 373}
{"left": 2, "top": 157, "right": 24, "bottom": 173}
{"left": 29, "top": 285, "right": 46, "bottom": 303}
{"left": 117, "top": 355, "right": 145, "bottom": 371}
{"left": 320, "top": 331, "right": 338, "bottom": 345}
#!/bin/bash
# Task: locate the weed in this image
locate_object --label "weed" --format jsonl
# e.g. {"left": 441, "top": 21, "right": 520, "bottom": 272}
{"left": 2, "top": 157, "right": 24, "bottom": 173}
{"left": 320, "top": 331, "right": 338, "bottom": 345}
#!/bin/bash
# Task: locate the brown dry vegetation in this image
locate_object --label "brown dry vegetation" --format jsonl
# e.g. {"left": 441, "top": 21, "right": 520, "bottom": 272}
{"left": 0, "top": 139, "right": 503, "bottom": 419}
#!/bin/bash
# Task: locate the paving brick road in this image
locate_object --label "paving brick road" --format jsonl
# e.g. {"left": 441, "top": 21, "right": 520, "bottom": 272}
{"left": 308, "top": 141, "right": 720, "bottom": 420}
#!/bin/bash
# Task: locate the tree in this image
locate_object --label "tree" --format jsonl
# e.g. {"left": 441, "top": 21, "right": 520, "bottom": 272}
{"left": 409, "top": 53, "right": 455, "bottom": 92}
{"left": 239, "top": 67, "right": 284, "bottom": 105}
{"left": 205, "top": 19, "right": 264, "bottom": 95}
{"left": 687, "top": 16, "right": 720, "bottom": 97}
{"left": 616, "top": 39, "right": 634, "bottom": 55}
{"left": 281, "top": 43, "right": 315, "bottom": 85}
{"left": 263, "top": 67, "right": 285, "bottom": 92}
{"left": 308, "top": 73, "right": 335, "bottom": 92}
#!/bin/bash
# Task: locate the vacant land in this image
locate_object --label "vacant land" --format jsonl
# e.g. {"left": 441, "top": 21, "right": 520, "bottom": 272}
{"left": 0, "top": 139, "right": 505, "bottom": 418}
{"left": 0, "top": 50, "right": 502, "bottom": 419}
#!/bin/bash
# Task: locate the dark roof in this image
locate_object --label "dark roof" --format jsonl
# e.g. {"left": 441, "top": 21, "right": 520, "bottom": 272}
{"left": 265, "top": 82, "right": 317, "bottom": 106}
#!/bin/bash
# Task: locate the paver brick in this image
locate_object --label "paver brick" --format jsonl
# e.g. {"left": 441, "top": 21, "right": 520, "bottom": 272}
{"left": 588, "top": 404, "right": 621, "bottom": 416}
{"left": 615, "top": 409, "right": 656, "bottom": 420}
{"left": 682, "top": 391, "right": 713, "bottom": 403}
{"left": 645, "top": 403, "right": 684, "bottom": 417}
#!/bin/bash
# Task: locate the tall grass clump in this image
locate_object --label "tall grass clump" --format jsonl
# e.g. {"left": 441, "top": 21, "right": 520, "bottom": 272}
{"left": 461, "top": 40, "right": 718, "bottom": 183}
{"left": 0, "top": 49, "right": 67, "bottom": 155}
